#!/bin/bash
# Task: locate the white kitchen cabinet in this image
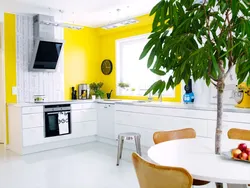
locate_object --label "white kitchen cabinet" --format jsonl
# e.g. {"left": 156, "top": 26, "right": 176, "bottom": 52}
{"left": 97, "top": 103, "right": 115, "bottom": 139}
{"left": 72, "top": 121, "right": 97, "bottom": 138}
{"left": 22, "top": 113, "right": 43, "bottom": 129}
{"left": 8, "top": 102, "right": 97, "bottom": 155}
{"left": 22, "top": 127, "right": 44, "bottom": 146}
{"left": 71, "top": 109, "right": 97, "bottom": 123}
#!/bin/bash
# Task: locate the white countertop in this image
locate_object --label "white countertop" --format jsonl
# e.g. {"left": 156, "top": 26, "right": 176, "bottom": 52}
{"left": 8, "top": 99, "right": 250, "bottom": 113}
{"left": 8, "top": 100, "right": 94, "bottom": 107}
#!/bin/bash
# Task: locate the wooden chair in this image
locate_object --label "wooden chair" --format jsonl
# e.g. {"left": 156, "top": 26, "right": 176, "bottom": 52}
{"left": 228, "top": 128, "right": 250, "bottom": 186}
{"left": 228, "top": 128, "right": 250, "bottom": 141}
{"left": 132, "top": 152, "right": 193, "bottom": 188}
{"left": 153, "top": 128, "right": 210, "bottom": 186}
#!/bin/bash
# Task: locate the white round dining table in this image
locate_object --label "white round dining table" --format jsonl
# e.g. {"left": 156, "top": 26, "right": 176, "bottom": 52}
{"left": 148, "top": 138, "right": 250, "bottom": 188}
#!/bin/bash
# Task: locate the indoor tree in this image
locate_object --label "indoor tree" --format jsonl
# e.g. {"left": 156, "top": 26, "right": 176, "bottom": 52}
{"left": 140, "top": 0, "right": 250, "bottom": 156}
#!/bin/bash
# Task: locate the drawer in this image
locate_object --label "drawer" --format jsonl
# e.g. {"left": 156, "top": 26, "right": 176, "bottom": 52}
{"left": 115, "top": 104, "right": 216, "bottom": 120}
{"left": 71, "top": 121, "right": 97, "bottom": 138}
{"left": 71, "top": 109, "right": 97, "bottom": 123}
{"left": 115, "top": 111, "right": 208, "bottom": 137}
{"left": 23, "top": 127, "right": 44, "bottom": 146}
{"left": 224, "top": 112, "right": 250, "bottom": 124}
{"left": 22, "top": 106, "right": 43, "bottom": 114}
{"left": 98, "top": 104, "right": 114, "bottom": 109}
{"left": 22, "top": 113, "right": 43, "bottom": 129}
{"left": 71, "top": 103, "right": 95, "bottom": 110}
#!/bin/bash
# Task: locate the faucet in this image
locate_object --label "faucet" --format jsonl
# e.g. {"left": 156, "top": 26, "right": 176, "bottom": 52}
{"left": 148, "top": 93, "right": 153, "bottom": 102}
{"left": 159, "top": 94, "right": 163, "bottom": 102}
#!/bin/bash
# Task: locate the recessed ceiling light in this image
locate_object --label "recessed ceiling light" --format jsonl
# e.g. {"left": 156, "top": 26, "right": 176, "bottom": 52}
{"left": 101, "top": 18, "right": 139, "bottom": 30}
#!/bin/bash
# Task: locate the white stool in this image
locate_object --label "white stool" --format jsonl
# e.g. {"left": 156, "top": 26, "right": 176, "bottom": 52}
{"left": 116, "top": 132, "right": 141, "bottom": 166}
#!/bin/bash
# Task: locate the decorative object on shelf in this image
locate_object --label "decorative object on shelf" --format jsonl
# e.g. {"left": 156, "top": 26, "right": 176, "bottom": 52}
{"left": 78, "top": 84, "right": 89, "bottom": 100}
{"left": 33, "top": 95, "right": 46, "bottom": 103}
{"left": 106, "top": 90, "right": 113, "bottom": 99}
{"left": 233, "top": 83, "right": 250, "bottom": 108}
{"left": 118, "top": 82, "right": 130, "bottom": 89}
{"left": 140, "top": 0, "right": 250, "bottom": 168}
{"left": 101, "top": 59, "right": 113, "bottom": 75}
{"left": 118, "top": 82, "right": 130, "bottom": 95}
{"left": 183, "top": 79, "right": 195, "bottom": 104}
{"left": 89, "top": 82, "right": 105, "bottom": 99}
{"left": 91, "top": 95, "right": 96, "bottom": 100}
{"left": 71, "top": 87, "right": 77, "bottom": 100}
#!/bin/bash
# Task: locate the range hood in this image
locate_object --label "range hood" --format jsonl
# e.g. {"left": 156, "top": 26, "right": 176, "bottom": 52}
{"left": 29, "top": 15, "right": 64, "bottom": 72}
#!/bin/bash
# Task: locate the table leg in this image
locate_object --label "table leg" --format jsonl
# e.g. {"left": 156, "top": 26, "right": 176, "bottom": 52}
{"left": 227, "top": 184, "right": 248, "bottom": 188}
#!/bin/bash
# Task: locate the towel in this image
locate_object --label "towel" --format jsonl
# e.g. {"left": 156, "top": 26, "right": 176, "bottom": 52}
{"left": 58, "top": 112, "right": 69, "bottom": 135}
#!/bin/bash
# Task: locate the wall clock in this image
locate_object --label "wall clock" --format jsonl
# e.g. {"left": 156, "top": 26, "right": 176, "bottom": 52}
{"left": 101, "top": 59, "right": 113, "bottom": 75}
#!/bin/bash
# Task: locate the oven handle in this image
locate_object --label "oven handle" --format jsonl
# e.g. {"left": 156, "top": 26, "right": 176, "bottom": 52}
{"left": 46, "top": 111, "right": 71, "bottom": 115}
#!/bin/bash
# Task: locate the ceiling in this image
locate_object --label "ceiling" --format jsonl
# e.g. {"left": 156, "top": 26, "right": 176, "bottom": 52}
{"left": 3, "top": 0, "right": 159, "bottom": 27}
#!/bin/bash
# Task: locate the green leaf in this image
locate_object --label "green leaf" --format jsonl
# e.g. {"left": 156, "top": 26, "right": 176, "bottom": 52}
{"left": 152, "top": 10, "right": 161, "bottom": 31}
{"left": 147, "top": 47, "right": 156, "bottom": 68}
{"left": 150, "top": 0, "right": 164, "bottom": 16}
{"left": 153, "top": 80, "right": 162, "bottom": 95}
{"left": 238, "top": 71, "right": 248, "bottom": 84}
{"left": 210, "top": 51, "right": 220, "bottom": 74}
{"left": 144, "top": 81, "right": 160, "bottom": 96}
{"left": 206, "top": 76, "right": 211, "bottom": 86}
{"left": 232, "top": 0, "right": 237, "bottom": 17}
{"left": 139, "top": 38, "right": 156, "bottom": 60}
{"left": 166, "top": 76, "right": 173, "bottom": 90}
{"left": 150, "top": 69, "right": 166, "bottom": 76}
{"left": 158, "top": 81, "right": 166, "bottom": 98}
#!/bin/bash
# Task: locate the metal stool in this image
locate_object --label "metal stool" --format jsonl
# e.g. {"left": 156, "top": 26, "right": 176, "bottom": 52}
{"left": 116, "top": 132, "right": 141, "bottom": 166}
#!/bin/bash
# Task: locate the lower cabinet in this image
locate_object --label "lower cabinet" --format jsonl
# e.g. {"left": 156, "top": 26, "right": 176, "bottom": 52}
{"left": 71, "top": 121, "right": 97, "bottom": 138}
{"left": 23, "top": 127, "right": 44, "bottom": 147}
{"left": 97, "top": 103, "right": 115, "bottom": 139}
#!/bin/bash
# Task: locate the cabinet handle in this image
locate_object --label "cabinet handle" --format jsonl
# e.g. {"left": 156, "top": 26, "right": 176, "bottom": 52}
{"left": 104, "top": 106, "right": 108, "bottom": 108}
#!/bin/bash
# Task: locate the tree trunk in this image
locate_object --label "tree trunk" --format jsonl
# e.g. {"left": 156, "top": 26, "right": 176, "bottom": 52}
{"left": 215, "top": 88, "right": 224, "bottom": 188}
{"left": 215, "top": 88, "right": 224, "bottom": 154}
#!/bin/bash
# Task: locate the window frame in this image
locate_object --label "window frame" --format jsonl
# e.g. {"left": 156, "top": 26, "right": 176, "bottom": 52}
{"left": 115, "top": 33, "right": 175, "bottom": 98}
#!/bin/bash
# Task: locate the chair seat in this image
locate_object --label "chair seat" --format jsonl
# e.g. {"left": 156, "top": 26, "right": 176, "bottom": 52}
{"left": 118, "top": 132, "right": 141, "bottom": 137}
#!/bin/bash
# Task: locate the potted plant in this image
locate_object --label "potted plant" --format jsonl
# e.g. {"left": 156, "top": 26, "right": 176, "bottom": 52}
{"left": 141, "top": 0, "right": 250, "bottom": 159}
{"left": 118, "top": 82, "right": 130, "bottom": 95}
{"left": 89, "top": 82, "right": 105, "bottom": 99}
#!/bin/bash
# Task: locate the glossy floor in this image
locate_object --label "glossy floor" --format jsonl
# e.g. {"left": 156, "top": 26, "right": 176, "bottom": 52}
{"left": 0, "top": 142, "right": 139, "bottom": 188}
{"left": 0, "top": 142, "right": 217, "bottom": 188}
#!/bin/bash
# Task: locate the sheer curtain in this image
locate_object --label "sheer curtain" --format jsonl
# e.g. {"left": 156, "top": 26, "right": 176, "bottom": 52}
{"left": 116, "top": 34, "right": 174, "bottom": 97}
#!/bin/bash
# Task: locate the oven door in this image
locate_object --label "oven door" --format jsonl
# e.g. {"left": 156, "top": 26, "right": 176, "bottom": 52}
{"left": 45, "top": 111, "right": 71, "bottom": 137}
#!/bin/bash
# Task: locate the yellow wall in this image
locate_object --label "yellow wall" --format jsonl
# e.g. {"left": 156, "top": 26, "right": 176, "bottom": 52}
{"left": 64, "top": 27, "right": 100, "bottom": 100}
{"left": 98, "top": 15, "right": 181, "bottom": 102}
{"left": 4, "top": 13, "right": 17, "bottom": 143}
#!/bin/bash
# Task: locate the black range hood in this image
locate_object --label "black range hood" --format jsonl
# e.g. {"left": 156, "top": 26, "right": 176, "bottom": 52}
{"left": 29, "top": 38, "right": 64, "bottom": 72}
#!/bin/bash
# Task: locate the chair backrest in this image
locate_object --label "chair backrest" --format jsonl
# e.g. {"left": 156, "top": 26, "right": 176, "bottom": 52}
{"left": 132, "top": 152, "right": 193, "bottom": 188}
{"left": 228, "top": 128, "right": 250, "bottom": 141}
{"left": 153, "top": 128, "right": 196, "bottom": 144}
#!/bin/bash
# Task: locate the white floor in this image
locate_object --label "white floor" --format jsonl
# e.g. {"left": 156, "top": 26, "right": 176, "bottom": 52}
{"left": 0, "top": 142, "right": 140, "bottom": 188}
{"left": 0, "top": 142, "right": 218, "bottom": 188}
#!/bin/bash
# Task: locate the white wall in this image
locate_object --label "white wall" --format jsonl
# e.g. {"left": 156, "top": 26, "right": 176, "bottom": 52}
{"left": 16, "top": 15, "right": 64, "bottom": 102}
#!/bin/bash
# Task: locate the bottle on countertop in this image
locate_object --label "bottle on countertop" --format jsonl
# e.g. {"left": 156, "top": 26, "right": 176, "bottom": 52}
{"left": 74, "top": 90, "right": 77, "bottom": 100}
{"left": 71, "top": 87, "right": 77, "bottom": 100}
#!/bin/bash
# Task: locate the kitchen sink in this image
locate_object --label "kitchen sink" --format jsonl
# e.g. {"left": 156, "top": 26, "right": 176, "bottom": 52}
{"left": 103, "top": 99, "right": 122, "bottom": 102}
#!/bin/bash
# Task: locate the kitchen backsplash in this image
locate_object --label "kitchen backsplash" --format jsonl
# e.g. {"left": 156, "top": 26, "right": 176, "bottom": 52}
{"left": 16, "top": 15, "right": 64, "bottom": 103}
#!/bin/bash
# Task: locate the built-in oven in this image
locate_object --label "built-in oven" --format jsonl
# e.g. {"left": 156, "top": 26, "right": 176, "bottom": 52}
{"left": 44, "top": 104, "right": 71, "bottom": 138}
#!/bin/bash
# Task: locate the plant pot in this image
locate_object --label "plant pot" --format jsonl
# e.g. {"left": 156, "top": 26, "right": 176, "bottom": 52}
{"left": 92, "top": 95, "right": 96, "bottom": 100}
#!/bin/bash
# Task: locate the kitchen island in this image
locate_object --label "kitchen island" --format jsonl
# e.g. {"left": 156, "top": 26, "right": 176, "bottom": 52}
{"left": 7, "top": 100, "right": 250, "bottom": 155}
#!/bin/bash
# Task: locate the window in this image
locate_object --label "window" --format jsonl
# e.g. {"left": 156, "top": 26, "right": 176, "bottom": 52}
{"left": 116, "top": 34, "right": 175, "bottom": 97}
